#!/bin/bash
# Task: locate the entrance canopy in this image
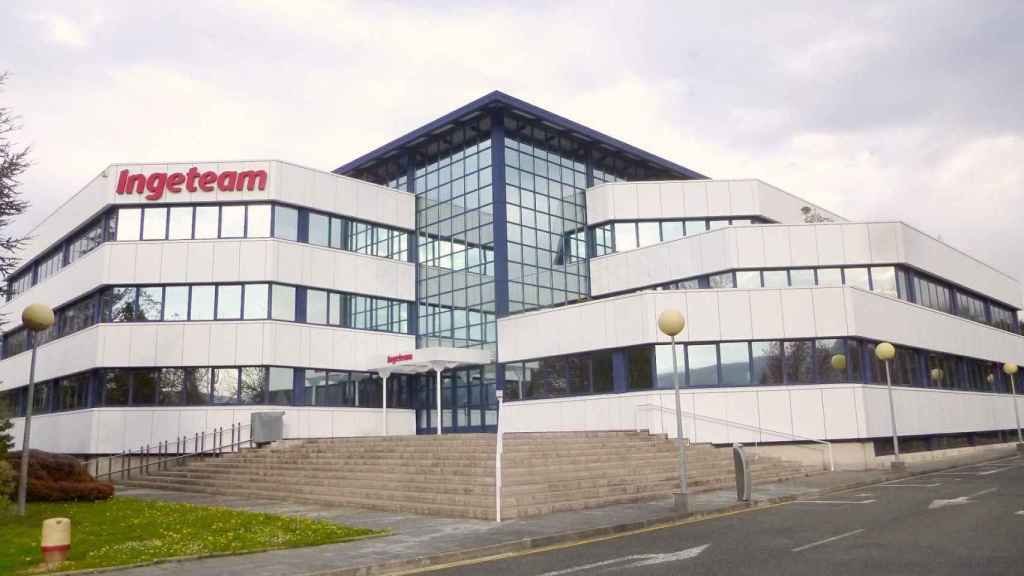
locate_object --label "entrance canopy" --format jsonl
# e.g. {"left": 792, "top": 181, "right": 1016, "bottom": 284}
{"left": 370, "top": 347, "right": 494, "bottom": 376}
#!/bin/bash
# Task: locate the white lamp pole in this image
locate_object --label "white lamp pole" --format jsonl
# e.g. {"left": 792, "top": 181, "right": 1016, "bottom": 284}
{"left": 16, "top": 303, "right": 55, "bottom": 516}
{"left": 875, "top": 342, "right": 903, "bottom": 470}
{"left": 1003, "top": 363, "right": 1021, "bottom": 445}
{"left": 657, "top": 309, "right": 690, "bottom": 513}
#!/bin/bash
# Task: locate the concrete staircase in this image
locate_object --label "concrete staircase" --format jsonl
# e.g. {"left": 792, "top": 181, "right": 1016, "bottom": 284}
{"left": 118, "top": 431, "right": 817, "bottom": 520}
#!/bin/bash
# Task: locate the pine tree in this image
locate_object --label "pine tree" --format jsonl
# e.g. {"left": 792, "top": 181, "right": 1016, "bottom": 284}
{"left": 0, "top": 72, "right": 30, "bottom": 298}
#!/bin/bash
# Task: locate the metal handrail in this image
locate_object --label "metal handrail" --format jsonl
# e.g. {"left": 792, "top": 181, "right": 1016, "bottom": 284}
{"left": 636, "top": 403, "right": 835, "bottom": 471}
{"left": 91, "top": 422, "right": 251, "bottom": 480}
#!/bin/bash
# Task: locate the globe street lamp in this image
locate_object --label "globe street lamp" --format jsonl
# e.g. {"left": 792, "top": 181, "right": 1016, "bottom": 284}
{"left": 17, "top": 303, "right": 55, "bottom": 516}
{"left": 657, "top": 309, "right": 690, "bottom": 513}
{"left": 875, "top": 342, "right": 904, "bottom": 470}
{"left": 1003, "top": 363, "right": 1021, "bottom": 445}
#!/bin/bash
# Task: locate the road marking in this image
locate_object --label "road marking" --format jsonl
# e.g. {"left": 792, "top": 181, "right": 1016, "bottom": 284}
{"left": 853, "top": 493, "right": 874, "bottom": 497}
{"left": 928, "top": 487, "right": 997, "bottom": 510}
{"left": 792, "top": 529, "right": 865, "bottom": 552}
{"left": 797, "top": 499, "right": 876, "bottom": 504}
{"left": 1016, "top": 510, "right": 1024, "bottom": 516}
{"left": 531, "top": 544, "right": 710, "bottom": 576}
{"left": 881, "top": 482, "right": 942, "bottom": 487}
{"left": 977, "top": 467, "right": 1014, "bottom": 476}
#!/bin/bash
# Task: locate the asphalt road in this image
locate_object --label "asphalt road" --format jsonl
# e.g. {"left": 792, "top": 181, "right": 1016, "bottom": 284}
{"left": 427, "top": 455, "right": 1024, "bottom": 576}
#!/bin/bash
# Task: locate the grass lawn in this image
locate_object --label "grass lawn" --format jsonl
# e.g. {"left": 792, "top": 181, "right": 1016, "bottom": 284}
{"left": 0, "top": 497, "right": 384, "bottom": 574}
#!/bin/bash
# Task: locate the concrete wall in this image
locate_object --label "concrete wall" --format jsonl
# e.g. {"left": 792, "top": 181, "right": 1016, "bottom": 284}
{"left": 9, "top": 405, "right": 417, "bottom": 454}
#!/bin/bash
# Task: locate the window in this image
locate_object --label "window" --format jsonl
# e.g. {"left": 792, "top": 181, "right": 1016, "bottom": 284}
{"left": 102, "top": 370, "right": 130, "bottom": 406}
{"left": 61, "top": 295, "right": 97, "bottom": 336}
{"left": 137, "top": 287, "right": 163, "bottom": 320}
{"left": 268, "top": 367, "right": 293, "bottom": 405}
{"left": 656, "top": 345, "right": 685, "bottom": 388}
{"left": 308, "top": 213, "right": 330, "bottom": 246}
{"left": 661, "top": 221, "right": 684, "bottom": 241}
{"left": 243, "top": 284, "right": 269, "bottom": 319}
{"left": 159, "top": 368, "right": 185, "bottom": 405}
{"left": 614, "top": 223, "right": 637, "bottom": 252}
{"left": 271, "top": 285, "right": 296, "bottom": 321}
{"left": 142, "top": 207, "right": 168, "bottom": 240}
{"left": 736, "top": 271, "right": 761, "bottom": 289}
{"left": 751, "top": 341, "right": 783, "bottom": 385}
{"left": 306, "top": 289, "right": 328, "bottom": 324}
{"left": 592, "top": 350, "right": 614, "bottom": 393}
{"left": 684, "top": 220, "right": 707, "bottom": 235}
{"left": 164, "top": 286, "right": 189, "bottom": 320}
{"left": 708, "top": 272, "right": 735, "bottom": 289}
{"left": 247, "top": 205, "right": 272, "bottom": 237}
{"left": 240, "top": 367, "right": 266, "bottom": 404}
{"left": 216, "top": 285, "right": 242, "bottom": 319}
{"left": 708, "top": 219, "right": 728, "bottom": 230}
{"left": 36, "top": 250, "right": 63, "bottom": 283}
{"left": 168, "top": 207, "right": 193, "bottom": 239}
{"left": 762, "top": 270, "right": 788, "bottom": 289}
{"left": 212, "top": 368, "right": 239, "bottom": 404}
{"left": 132, "top": 370, "right": 158, "bottom": 405}
{"left": 789, "top": 269, "right": 815, "bottom": 288}
{"left": 817, "top": 268, "right": 843, "bottom": 287}
{"left": 57, "top": 374, "right": 88, "bottom": 412}
{"left": 304, "top": 369, "right": 328, "bottom": 405}
{"left": 687, "top": 344, "right": 719, "bottom": 387}
{"left": 784, "top": 341, "right": 814, "bottom": 384}
{"left": 565, "top": 354, "right": 591, "bottom": 395}
{"left": 68, "top": 218, "right": 104, "bottom": 262}
{"left": 220, "top": 205, "right": 245, "bottom": 238}
{"left": 329, "top": 293, "right": 341, "bottom": 325}
{"left": 719, "top": 342, "right": 751, "bottom": 386}
{"left": 847, "top": 339, "right": 864, "bottom": 383}
{"left": 637, "top": 222, "right": 660, "bottom": 247}
{"left": 814, "top": 339, "right": 846, "bottom": 383}
{"left": 186, "top": 368, "right": 210, "bottom": 404}
{"left": 844, "top": 267, "right": 870, "bottom": 290}
{"left": 190, "top": 285, "right": 215, "bottom": 320}
{"left": 273, "top": 206, "right": 298, "bottom": 241}
{"left": 194, "top": 206, "right": 219, "bottom": 239}
{"left": 871, "top": 266, "right": 898, "bottom": 298}
{"left": 104, "top": 287, "right": 138, "bottom": 321}
{"left": 116, "top": 208, "right": 142, "bottom": 241}
{"left": 627, "top": 346, "right": 653, "bottom": 390}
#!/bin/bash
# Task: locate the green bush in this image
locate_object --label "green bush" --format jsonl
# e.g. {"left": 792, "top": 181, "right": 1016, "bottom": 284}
{"left": 0, "top": 459, "right": 14, "bottom": 502}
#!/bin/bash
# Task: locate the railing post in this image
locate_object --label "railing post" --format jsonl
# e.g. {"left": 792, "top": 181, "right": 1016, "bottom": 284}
{"left": 827, "top": 443, "right": 835, "bottom": 472}
{"left": 231, "top": 424, "right": 236, "bottom": 452}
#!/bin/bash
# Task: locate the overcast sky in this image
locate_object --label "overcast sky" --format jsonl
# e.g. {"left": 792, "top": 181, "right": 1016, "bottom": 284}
{"left": 2, "top": 1, "right": 1022, "bottom": 285}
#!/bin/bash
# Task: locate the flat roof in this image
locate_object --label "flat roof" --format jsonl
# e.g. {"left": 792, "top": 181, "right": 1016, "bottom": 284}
{"left": 334, "top": 90, "right": 707, "bottom": 180}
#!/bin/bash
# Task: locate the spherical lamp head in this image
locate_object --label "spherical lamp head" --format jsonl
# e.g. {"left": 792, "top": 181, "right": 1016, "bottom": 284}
{"left": 22, "top": 303, "right": 55, "bottom": 332}
{"left": 830, "top": 354, "right": 847, "bottom": 371}
{"left": 1004, "top": 363, "right": 1019, "bottom": 376}
{"left": 874, "top": 342, "right": 895, "bottom": 361}
{"left": 930, "top": 368, "right": 944, "bottom": 382}
{"left": 657, "top": 309, "right": 686, "bottom": 337}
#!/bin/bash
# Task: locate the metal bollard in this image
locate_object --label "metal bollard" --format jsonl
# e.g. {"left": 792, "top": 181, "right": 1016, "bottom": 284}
{"left": 733, "top": 443, "right": 752, "bottom": 502}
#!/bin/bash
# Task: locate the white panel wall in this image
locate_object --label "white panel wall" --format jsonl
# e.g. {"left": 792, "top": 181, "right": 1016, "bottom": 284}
{"left": 501, "top": 386, "right": 1024, "bottom": 445}
{"left": 586, "top": 179, "right": 845, "bottom": 225}
{"left": 588, "top": 221, "right": 1020, "bottom": 305}
{"left": 0, "top": 322, "right": 415, "bottom": 391}
{"left": 497, "top": 286, "right": 1024, "bottom": 365}
{"left": 10, "top": 406, "right": 417, "bottom": 454}
{"left": 1, "top": 240, "right": 415, "bottom": 324}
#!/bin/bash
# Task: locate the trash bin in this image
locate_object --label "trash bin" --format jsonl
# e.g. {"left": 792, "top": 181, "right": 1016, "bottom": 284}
{"left": 733, "top": 443, "right": 752, "bottom": 502}
{"left": 251, "top": 411, "right": 285, "bottom": 446}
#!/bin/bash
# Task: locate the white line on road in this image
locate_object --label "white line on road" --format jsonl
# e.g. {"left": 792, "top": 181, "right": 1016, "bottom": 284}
{"left": 1016, "top": 510, "right": 1024, "bottom": 516}
{"left": 928, "top": 487, "right": 997, "bottom": 510}
{"left": 797, "top": 499, "right": 876, "bottom": 504}
{"left": 881, "top": 483, "right": 942, "bottom": 487}
{"left": 531, "top": 544, "right": 710, "bottom": 576}
{"left": 792, "top": 529, "right": 865, "bottom": 552}
{"left": 977, "top": 467, "right": 1014, "bottom": 476}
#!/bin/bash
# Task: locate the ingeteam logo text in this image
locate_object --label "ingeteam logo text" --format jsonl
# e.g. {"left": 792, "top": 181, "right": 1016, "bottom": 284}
{"left": 115, "top": 167, "right": 268, "bottom": 201}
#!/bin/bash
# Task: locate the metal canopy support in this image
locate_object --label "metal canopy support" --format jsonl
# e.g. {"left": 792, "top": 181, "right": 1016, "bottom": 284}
{"left": 377, "top": 369, "right": 392, "bottom": 436}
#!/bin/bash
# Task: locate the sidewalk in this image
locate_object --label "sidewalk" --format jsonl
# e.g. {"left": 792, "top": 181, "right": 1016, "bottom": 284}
{"left": 101, "top": 446, "right": 1019, "bottom": 576}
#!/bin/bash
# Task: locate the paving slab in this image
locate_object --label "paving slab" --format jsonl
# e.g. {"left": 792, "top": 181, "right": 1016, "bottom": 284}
{"left": 92, "top": 445, "right": 1017, "bottom": 576}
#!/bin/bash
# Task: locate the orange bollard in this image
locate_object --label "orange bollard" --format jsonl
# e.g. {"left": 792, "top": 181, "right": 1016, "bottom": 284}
{"left": 41, "top": 517, "right": 71, "bottom": 567}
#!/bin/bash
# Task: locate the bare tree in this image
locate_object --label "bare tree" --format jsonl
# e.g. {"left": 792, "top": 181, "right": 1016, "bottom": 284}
{"left": 0, "top": 72, "right": 30, "bottom": 300}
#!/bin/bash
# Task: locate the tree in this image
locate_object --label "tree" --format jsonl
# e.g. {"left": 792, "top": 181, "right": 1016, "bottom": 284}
{"left": 0, "top": 406, "right": 12, "bottom": 456}
{"left": 0, "top": 71, "right": 31, "bottom": 301}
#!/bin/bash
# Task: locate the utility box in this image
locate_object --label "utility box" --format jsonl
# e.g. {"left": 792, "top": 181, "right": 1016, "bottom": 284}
{"left": 733, "top": 443, "right": 752, "bottom": 502}
{"left": 251, "top": 412, "right": 285, "bottom": 446}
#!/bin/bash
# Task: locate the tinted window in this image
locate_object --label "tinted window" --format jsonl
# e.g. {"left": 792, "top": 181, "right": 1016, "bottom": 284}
{"left": 751, "top": 341, "right": 783, "bottom": 385}
{"left": 240, "top": 367, "right": 266, "bottom": 404}
{"left": 137, "top": 287, "right": 163, "bottom": 320}
{"left": 627, "top": 346, "right": 653, "bottom": 390}
{"left": 817, "top": 268, "right": 843, "bottom": 286}
{"left": 736, "top": 271, "right": 761, "bottom": 289}
{"left": 762, "top": 270, "right": 788, "bottom": 288}
{"left": 306, "top": 289, "right": 328, "bottom": 324}
{"left": 132, "top": 370, "right": 158, "bottom": 405}
{"left": 186, "top": 368, "right": 210, "bottom": 404}
{"left": 104, "top": 287, "right": 138, "bottom": 321}
{"left": 719, "top": 342, "right": 750, "bottom": 385}
{"left": 592, "top": 350, "right": 614, "bottom": 393}
{"left": 309, "top": 213, "right": 330, "bottom": 246}
{"left": 168, "top": 207, "right": 193, "bottom": 239}
{"left": 687, "top": 344, "right": 718, "bottom": 387}
{"left": 212, "top": 368, "right": 239, "bottom": 404}
{"left": 784, "top": 341, "right": 814, "bottom": 383}
{"left": 684, "top": 220, "right": 707, "bottom": 235}
{"left": 268, "top": 367, "right": 293, "bottom": 405}
{"left": 845, "top": 267, "right": 870, "bottom": 290}
{"left": 871, "top": 266, "right": 898, "bottom": 298}
{"left": 815, "top": 339, "right": 846, "bottom": 383}
{"left": 661, "top": 221, "right": 684, "bottom": 241}
{"left": 271, "top": 284, "right": 296, "bottom": 321}
{"left": 614, "top": 223, "right": 637, "bottom": 252}
{"left": 789, "top": 269, "right": 815, "bottom": 288}
{"left": 637, "top": 222, "right": 660, "bottom": 247}
{"left": 273, "top": 206, "right": 298, "bottom": 241}
{"left": 655, "top": 345, "right": 685, "bottom": 388}
{"left": 102, "top": 371, "right": 130, "bottom": 405}
{"left": 159, "top": 368, "right": 185, "bottom": 405}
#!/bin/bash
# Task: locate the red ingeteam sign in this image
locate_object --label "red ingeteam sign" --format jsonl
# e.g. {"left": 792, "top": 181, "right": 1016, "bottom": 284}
{"left": 387, "top": 353, "right": 414, "bottom": 365}
{"left": 116, "top": 167, "right": 268, "bottom": 201}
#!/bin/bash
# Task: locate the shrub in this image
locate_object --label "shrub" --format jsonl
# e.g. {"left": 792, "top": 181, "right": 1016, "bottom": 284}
{"left": 0, "top": 459, "right": 14, "bottom": 502}
{"left": 0, "top": 406, "right": 13, "bottom": 457}
{"left": 5, "top": 449, "right": 114, "bottom": 502}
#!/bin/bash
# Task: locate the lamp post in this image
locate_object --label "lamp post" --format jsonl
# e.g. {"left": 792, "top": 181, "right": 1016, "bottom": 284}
{"left": 874, "top": 342, "right": 904, "bottom": 470}
{"left": 1003, "top": 363, "right": 1021, "bottom": 447}
{"left": 16, "top": 303, "right": 55, "bottom": 516}
{"left": 657, "top": 309, "right": 690, "bottom": 513}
